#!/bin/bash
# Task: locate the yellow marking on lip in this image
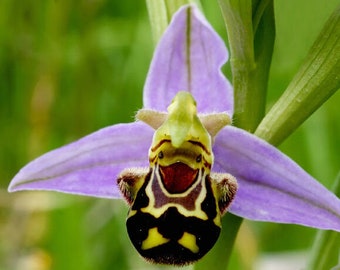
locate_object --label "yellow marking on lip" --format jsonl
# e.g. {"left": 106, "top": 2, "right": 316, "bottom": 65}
{"left": 142, "top": 168, "right": 209, "bottom": 220}
{"left": 141, "top": 227, "right": 170, "bottom": 250}
{"left": 178, "top": 232, "right": 199, "bottom": 253}
{"left": 127, "top": 209, "right": 137, "bottom": 218}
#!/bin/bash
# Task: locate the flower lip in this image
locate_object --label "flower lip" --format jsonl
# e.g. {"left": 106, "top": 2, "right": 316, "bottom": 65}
{"left": 159, "top": 162, "right": 198, "bottom": 194}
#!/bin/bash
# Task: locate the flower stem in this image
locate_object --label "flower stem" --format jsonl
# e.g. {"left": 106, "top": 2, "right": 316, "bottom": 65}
{"left": 218, "top": 0, "right": 275, "bottom": 132}
{"left": 255, "top": 3, "right": 340, "bottom": 146}
{"left": 212, "top": 1, "right": 275, "bottom": 269}
{"left": 307, "top": 173, "right": 340, "bottom": 270}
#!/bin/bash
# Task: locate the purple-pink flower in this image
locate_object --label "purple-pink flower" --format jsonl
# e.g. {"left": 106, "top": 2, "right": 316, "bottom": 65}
{"left": 8, "top": 5, "right": 340, "bottom": 233}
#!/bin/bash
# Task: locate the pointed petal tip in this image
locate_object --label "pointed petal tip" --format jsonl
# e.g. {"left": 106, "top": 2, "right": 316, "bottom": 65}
{"left": 7, "top": 123, "right": 153, "bottom": 199}
{"left": 7, "top": 165, "right": 121, "bottom": 199}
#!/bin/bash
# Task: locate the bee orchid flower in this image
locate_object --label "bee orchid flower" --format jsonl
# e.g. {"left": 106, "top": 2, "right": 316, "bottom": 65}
{"left": 8, "top": 4, "right": 340, "bottom": 266}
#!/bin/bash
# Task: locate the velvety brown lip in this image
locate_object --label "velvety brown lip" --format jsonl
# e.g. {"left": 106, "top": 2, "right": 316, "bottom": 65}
{"left": 159, "top": 163, "right": 198, "bottom": 193}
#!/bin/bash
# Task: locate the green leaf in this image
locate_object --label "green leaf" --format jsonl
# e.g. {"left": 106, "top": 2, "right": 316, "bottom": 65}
{"left": 255, "top": 4, "right": 340, "bottom": 145}
{"left": 146, "top": 0, "right": 169, "bottom": 45}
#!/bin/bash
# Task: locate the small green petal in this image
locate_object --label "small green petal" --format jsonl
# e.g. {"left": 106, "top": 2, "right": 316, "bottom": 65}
{"left": 256, "top": 4, "right": 340, "bottom": 145}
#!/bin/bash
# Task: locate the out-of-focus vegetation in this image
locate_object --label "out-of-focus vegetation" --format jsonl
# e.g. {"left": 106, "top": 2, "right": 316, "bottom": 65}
{"left": 0, "top": 0, "right": 339, "bottom": 269}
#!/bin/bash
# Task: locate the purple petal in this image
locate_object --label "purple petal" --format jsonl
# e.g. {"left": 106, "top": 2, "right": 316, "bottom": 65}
{"left": 143, "top": 5, "right": 233, "bottom": 115}
{"left": 9, "top": 122, "right": 153, "bottom": 198}
{"left": 213, "top": 126, "right": 340, "bottom": 231}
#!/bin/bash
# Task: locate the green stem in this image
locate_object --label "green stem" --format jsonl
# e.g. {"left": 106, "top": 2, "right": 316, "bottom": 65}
{"left": 206, "top": 1, "right": 275, "bottom": 269}
{"left": 218, "top": 0, "right": 275, "bottom": 132}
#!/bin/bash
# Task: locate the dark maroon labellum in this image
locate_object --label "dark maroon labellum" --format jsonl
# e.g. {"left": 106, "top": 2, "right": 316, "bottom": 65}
{"left": 160, "top": 163, "right": 198, "bottom": 193}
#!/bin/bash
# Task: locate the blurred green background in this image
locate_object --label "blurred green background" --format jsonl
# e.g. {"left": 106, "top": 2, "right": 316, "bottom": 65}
{"left": 0, "top": 0, "right": 339, "bottom": 269}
